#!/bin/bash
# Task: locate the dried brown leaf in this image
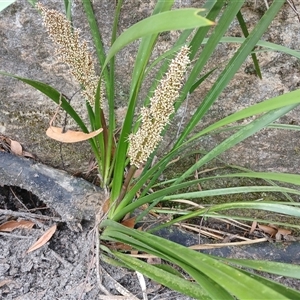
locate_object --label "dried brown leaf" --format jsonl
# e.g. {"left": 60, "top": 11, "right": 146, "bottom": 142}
{"left": 0, "top": 279, "right": 13, "bottom": 288}
{"left": 267, "top": 225, "right": 292, "bottom": 237}
{"left": 258, "top": 224, "right": 277, "bottom": 237}
{"left": 46, "top": 126, "right": 103, "bottom": 143}
{"left": 22, "top": 150, "right": 36, "bottom": 159}
{"left": 112, "top": 242, "right": 132, "bottom": 251}
{"left": 102, "top": 198, "right": 110, "bottom": 213}
{"left": 277, "top": 228, "right": 292, "bottom": 236}
{"left": 267, "top": 224, "right": 278, "bottom": 229}
{"left": 0, "top": 220, "right": 34, "bottom": 232}
{"left": 27, "top": 224, "right": 57, "bottom": 253}
{"left": 147, "top": 257, "right": 162, "bottom": 265}
{"left": 121, "top": 217, "right": 136, "bottom": 229}
{"left": 10, "top": 139, "right": 22, "bottom": 155}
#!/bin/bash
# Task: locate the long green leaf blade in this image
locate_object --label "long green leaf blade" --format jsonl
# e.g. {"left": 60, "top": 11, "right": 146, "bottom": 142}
{"left": 236, "top": 10, "right": 262, "bottom": 78}
{"left": 187, "top": 89, "right": 300, "bottom": 142}
{"left": 176, "top": 104, "right": 297, "bottom": 185}
{"left": 220, "top": 258, "right": 300, "bottom": 279}
{"left": 103, "top": 8, "right": 213, "bottom": 68}
{"left": 101, "top": 220, "right": 291, "bottom": 299}
{"left": 153, "top": 201, "right": 300, "bottom": 232}
{"left": 0, "top": 72, "right": 88, "bottom": 132}
{"left": 236, "top": 268, "right": 300, "bottom": 299}
{"left": 162, "top": 186, "right": 300, "bottom": 200}
{"left": 112, "top": 251, "right": 212, "bottom": 299}
{"left": 179, "top": 0, "right": 243, "bottom": 110}
{"left": 215, "top": 37, "right": 300, "bottom": 59}
{"left": 175, "top": 0, "right": 285, "bottom": 146}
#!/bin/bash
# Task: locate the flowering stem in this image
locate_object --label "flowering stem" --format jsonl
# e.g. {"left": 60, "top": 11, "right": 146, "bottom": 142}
{"left": 128, "top": 46, "right": 190, "bottom": 169}
{"left": 113, "top": 165, "right": 137, "bottom": 212}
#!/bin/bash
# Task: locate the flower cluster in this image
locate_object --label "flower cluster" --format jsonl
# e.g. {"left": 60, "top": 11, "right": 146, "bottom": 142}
{"left": 36, "top": 3, "right": 100, "bottom": 106}
{"left": 128, "top": 46, "right": 190, "bottom": 168}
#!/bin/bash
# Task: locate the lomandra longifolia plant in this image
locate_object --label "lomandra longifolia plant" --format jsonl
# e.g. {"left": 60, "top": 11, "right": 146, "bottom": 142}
{"left": 2, "top": 1, "right": 300, "bottom": 298}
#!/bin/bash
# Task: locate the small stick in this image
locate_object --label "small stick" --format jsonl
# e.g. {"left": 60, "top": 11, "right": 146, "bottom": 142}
{"left": 9, "top": 187, "right": 29, "bottom": 211}
{"left": 50, "top": 249, "right": 73, "bottom": 269}
{"left": 82, "top": 205, "right": 111, "bottom": 299}
{"left": 0, "top": 208, "right": 61, "bottom": 222}
{"left": 0, "top": 232, "right": 32, "bottom": 239}
{"left": 99, "top": 265, "right": 139, "bottom": 299}
{"left": 115, "top": 165, "right": 137, "bottom": 207}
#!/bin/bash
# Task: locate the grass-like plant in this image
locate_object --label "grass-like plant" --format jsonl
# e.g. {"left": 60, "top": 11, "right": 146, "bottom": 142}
{"left": 2, "top": 0, "right": 300, "bottom": 298}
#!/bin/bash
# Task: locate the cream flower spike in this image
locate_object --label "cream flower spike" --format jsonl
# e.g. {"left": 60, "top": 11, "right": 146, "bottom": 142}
{"left": 128, "top": 45, "right": 190, "bottom": 168}
{"left": 36, "top": 3, "right": 101, "bottom": 106}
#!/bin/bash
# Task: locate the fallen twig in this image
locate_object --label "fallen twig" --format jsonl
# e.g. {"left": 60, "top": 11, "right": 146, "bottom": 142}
{"left": 0, "top": 208, "right": 61, "bottom": 222}
{"left": 100, "top": 265, "right": 139, "bottom": 300}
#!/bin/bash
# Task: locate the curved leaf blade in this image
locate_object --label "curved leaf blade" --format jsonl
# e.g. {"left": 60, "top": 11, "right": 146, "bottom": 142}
{"left": 101, "top": 220, "right": 293, "bottom": 299}
{"left": 0, "top": 72, "right": 88, "bottom": 132}
{"left": 113, "top": 251, "right": 212, "bottom": 299}
{"left": 103, "top": 8, "right": 213, "bottom": 67}
{"left": 214, "top": 37, "right": 300, "bottom": 59}
{"left": 174, "top": 0, "right": 285, "bottom": 147}
{"left": 220, "top": 258, "right": 300, "bottom": 280}
{"left": 189, "top": 89, "right": 300, "bottom": 141}
{"left": 0, "top": 0, "right": 16, "bottom": 12}
{"left": 154, "top": 201, "right": 300, "bottom": 233}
